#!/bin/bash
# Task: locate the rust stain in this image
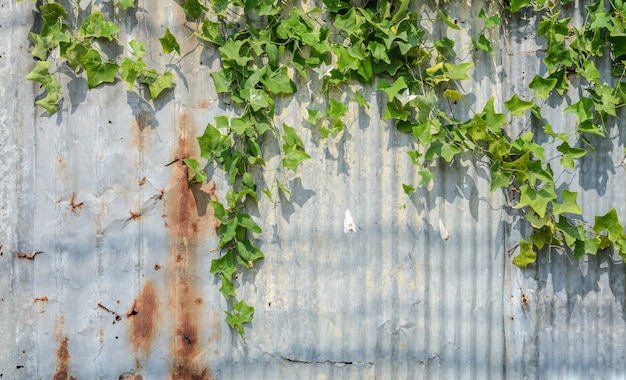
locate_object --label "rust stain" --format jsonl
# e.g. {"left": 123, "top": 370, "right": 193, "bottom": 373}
{"left": 57, "top": 155, "right": 67, "bottom": 175}
{"left": 34, "top": 296, "right": 49, "bottom": 303}
{"left": 162, "top": 112, "right": 217, "bottom": 238}
{"left": 164, "top": 166, "right": 200, "bottom": 238}
{"left": 53, "top": 337, "right": 71, "bottom": 380}
{"left": 119, "top": 373, "right": 144, "bottom": 380}
{"left": 138, "top": 177, "right": 147, "bottom": 186}
{"left": 164, "top": 111, "right": 216, "bottom": 380}
{"left": 16, "top": 251, "right": 43, "bottom": 260}
{"left": 127, "top": 282, "right": 159, "bottom": 355}
{"left": 196, "top": 98, "right": 216, "bottom": 109}
{"left": 154, "top": 264, "right": 162, "bottom": 271}
{"left": 168, "top": 277, "right": 212, "bottom": 380}
{"left": 69, "top": 192, "right": 84, "bottom": 213}
{"left": 170, "top": 366, "right": 211, "bottom": 380}
{"left": 129, "top": 210, "right": 142, "bottom": 221}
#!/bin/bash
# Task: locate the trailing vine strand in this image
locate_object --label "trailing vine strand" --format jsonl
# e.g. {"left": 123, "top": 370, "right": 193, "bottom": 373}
{"left": 24, "top": 0, "right": 626, "bottom": 338}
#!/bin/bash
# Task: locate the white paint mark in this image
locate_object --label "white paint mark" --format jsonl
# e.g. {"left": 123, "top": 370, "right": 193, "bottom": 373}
{"left": 344, "top": 210, "right": 356, "bottom": 233}
{"left": 439, "top": 219, "right": 450, "bottom": 241}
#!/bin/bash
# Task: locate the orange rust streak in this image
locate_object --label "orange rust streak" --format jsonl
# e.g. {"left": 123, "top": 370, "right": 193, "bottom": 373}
{"left": 127, "top": 282, "right": 159, "bottom": 355}
{"left": 169, "top": 276, "right": 212, "bottom": 380}
{"left": 53, "top": 337, "right": 71, "bottom": 380}
{"left": 34, "top": 296, "right": 49, "bottom": 303}
{"left": 129, "top": 210, "right": 142, "bottom": 221}
{"left": 69, "top": 192, "right": 84, "bottom": 213}
{"left": 165, "top": 112, "right": 215, "bottom": 380}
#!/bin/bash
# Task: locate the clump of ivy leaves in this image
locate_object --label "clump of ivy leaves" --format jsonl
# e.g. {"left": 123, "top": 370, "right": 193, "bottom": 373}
{"left": 25, "top": 0, "right": 626, "bottom": 339}
{"left": 23, "top": 0, "right": 173, "bottom": 114}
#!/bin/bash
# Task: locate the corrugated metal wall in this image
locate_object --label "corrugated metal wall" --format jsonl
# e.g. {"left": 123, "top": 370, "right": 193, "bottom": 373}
{"left": 1, "top": 1, "right": 625, "bottom": 378}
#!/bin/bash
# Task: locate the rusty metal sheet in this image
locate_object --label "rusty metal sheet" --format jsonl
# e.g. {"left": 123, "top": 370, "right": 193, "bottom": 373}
{"left": 1, "top": 1, "right": 626, "bottom": 379}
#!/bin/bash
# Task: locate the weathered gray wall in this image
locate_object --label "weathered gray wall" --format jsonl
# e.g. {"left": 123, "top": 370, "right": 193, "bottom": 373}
{"left": 1, "top": 1, "right": 626, "bottom": 379}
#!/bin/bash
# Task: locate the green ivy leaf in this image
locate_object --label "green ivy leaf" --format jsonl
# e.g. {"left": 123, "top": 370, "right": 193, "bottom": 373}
{"left": 80, "top": 48, "right": 119, "bottom": 89}
{"left": 140, "top": 70, "right": 174, "bottom": 99}
{"left": 80, "top": 10, "right": 120, "bottom": 41}
{"left": 437, "top": 9, "right": 461, "bottom": 30}
{"left": 578, "top": 120, "right": 606, "bottom": 136}
{"left": 40, "top": 2, "right": 68, "bottom": 19}
{"left": 529, "top": 75, "right": 557, "bottom": 100}
{"left": 120, "top": 57, "right": 145, "bottom": 90}
{"left": 527, "top": 211, "right": 553, "bottom": 230}
{"left": 564, "top": 97, "right": 595, "bottom": 122}
{"left": 183, "top": 0, "right": 207, "bottom": 19}
{"left": 129, "top": 40, "right": 145, "bottom": 58}
{"left": 489, "top": 161, "right": 511, "bottom": 191}
{"left": 195, "top": 19, "right": 225, "bottom": 46}
{"left": 384, "top": 101, "right": 410, "bottom": 121}
{"left": 282, "top": 123, "right": 305, "bottom": 148}
{"left": 210, "top": 200, "right": 227, "bottom": 222}
{"left": 515, "top": 183, "right": 557, "bottom": 218}
{"left": 198, "top": 123, "right": 227, "bottom": 160}
{"left": 513, "top": 240, "right": 537, "bottom": 268}
{"left": 443, "top": 89, "right": 463, "bottom": 100}
{"left": 29, "top": 23, "right": 71, "bottom": 60}
{"left": 584, "top": 237, "right": 602, "bottom": 256}
{"left": 334, "top": 8, "right": 365, "bottom": 35}
{"left": 218, "top": 274, "right": 237, "bottom": 300}
{"left": 237, "top": 213, "right": 262, "bottom": 233}
{"left": 504, "top": 94, "right": 535, "bottom": 116}
{"left": 356, "top": 91, "right": 369, "bottom": 109}
{"left": 474, "top": 34, "right": 494, "bottom": 55}
{"left": 240, "top": 88, "right": 272, "bottom": 111}
{"left": 368, "top": 40, "right": 391, "bottom": 64}
{"left": 261, "top": 67, "right": 296, "bottom": 94}
{"left": 159, "top": 28, "right": 180, "bottom": 55}
{"left": 62, "top": 40, "right": 90, "bottom": 71}
{"left": 220, "top": 39, "right": 254, "bottom": 67}
{"left": 282, "top": 145, "right": 311, "bottom": 170}
{"left": 593, "top": 208, "right": 624, "bottom": 242}
{"left": 425, "top": 140, "right": 461, "bottom": 162}
{"left": 236, "top": 239, "right": 265, "bottom": 266}
{"left": 35, "top": 91, "right": 62, "bottom": 114}
{"left": 544, "top": 33, "right": 573, "bottom": 73}
{"left": 307, "top": 108, "right": 323, "bottom": 124}
{"left": 210, "top": 252, "right": 237, "bottom": 281}
{"left": 479, "top": 9, "right": 500, "bottom": 28}
{"left": 402, "top": 184, "right": 415, "bottom": 195}
{"left": 225, "top": 300, "right": 254, "bottom": 338}
{"left": 183, "top": 158, "right": 207, "bottom": 183}
{"left": 418, "top": 169, "right": 436, "bottom": 186}
{"left": 443, "top": 62, "right": 474, "bottom": 81}
{"left": 581, "top": 60, "right": 601, "bottom": 81}
{"left": 377, "top": 77, "right": 408, "bottom": 101}
{"left": 27, "top": 60, "right": 57, "bottom": 88}
{"left": 482, "top": 97, "right": 506, "bottom": 134}
{"left": 211, "top": 69, "right": 234, "bottom": 93}
{"left": 265, "top": 42, "right": 279, "bottom": 67}
{"left": 119, "top": 0, "right": 136, "bottom": 9}
{"left": 553, "top": 190, "right": 582, "bottom": 215}
{"left": 327, "top": 98, "right": 348, "bottom": 119}
{"left": 556, "top": 141, "right": 587, "bottom": 169}
{"left": 530, "top": 225, "right": 555, "bottom": 249}
{"left": 556, "top": 216, "right": 585, "bottom": 246}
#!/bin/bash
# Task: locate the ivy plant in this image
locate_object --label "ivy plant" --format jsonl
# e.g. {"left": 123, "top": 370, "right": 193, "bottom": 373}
{"left": 23, "top": 0, "right": 626, "bottom": 339}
